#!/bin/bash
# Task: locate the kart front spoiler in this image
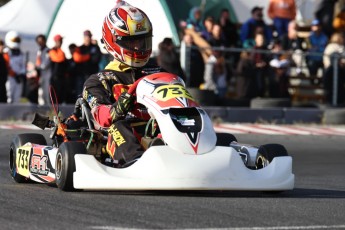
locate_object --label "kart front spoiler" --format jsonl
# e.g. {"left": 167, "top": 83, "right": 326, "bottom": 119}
{"left": 73, "top": 146, "right": 294, "bottom": 191}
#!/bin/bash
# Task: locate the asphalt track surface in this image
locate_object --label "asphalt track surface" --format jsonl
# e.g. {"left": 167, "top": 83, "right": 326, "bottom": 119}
{"left": 1, "top": 129, "right": 345, "bottom": 230}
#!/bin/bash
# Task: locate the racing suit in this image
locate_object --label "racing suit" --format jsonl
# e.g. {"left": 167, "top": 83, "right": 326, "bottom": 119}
{"left": 82, "top": 59, "right": 161, "bottom": 165}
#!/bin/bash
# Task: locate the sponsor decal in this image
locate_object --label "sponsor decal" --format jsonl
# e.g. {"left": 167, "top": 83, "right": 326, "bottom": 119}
{"left": 135, "top": 22, "right": 146, "bottom": 32}
{"left": 30, "top": 155, "right": 50, "bottom": 176}
{"left": 29, "top": 146, "right": 54, "bottom": 177}
{"left": 106, "top": 125, "right": 126, "bottom": 158}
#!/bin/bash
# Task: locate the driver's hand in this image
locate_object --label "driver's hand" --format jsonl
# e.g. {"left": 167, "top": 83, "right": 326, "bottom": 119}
{"left": 111, "top": 92, "right": 135, "bottom": 121}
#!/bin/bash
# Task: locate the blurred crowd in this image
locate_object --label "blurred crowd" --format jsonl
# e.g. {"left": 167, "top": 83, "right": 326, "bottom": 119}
{"left": 174, "top": 0, "right": 345, "bottom": 105}
{"left": 0, "top": 30, "right": 106, "bottom": 105}
{"left": 1, "top": 0, "right": 345, "bottom": 105}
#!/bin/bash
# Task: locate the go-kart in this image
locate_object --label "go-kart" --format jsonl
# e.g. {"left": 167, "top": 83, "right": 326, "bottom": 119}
{"left": 9, "top": 72, "right": 294, "bottom": 191}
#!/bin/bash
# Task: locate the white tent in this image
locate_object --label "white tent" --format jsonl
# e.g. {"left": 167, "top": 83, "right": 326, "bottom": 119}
{"left": 0, "top": 0, "right": 60, "bottom": 38}
{"left": 0, "top": 0, "right": 60, "bottom": 61}
{"left": 47, "top": 0, "right": 176, "bottom": 57}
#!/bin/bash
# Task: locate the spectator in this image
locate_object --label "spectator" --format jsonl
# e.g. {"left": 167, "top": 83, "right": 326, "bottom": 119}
{"left": 316, "top": 0, "right": 338, "bottom": 38}
{"left": 267, "top": 0, "right": 296, "bottom": 38}
{"left": 281, "top": 20, "right": 306, "bottom": 51}
{"left": 49, "top": 34, "right": 67, "bottom": 104}
{"left": 269, "top": 58, "right": 290, "bottom": 98}
{"left": 208, "top": 23, "right": 228, "bottom": 47}
{"left": 306, "top": 19, "right": 328, "bottom": 77}
{"left": 203, "top": 49, "right": 228, "bottom": 98}
{"left": 0, "top": 39, "right": 7, "bottom": 102}
{"left": 72, "top": 30, "right": 101, "bottom": 96}
{"left": 333, "top": 6, "right": 345, "bottom": 34}
{"left": 240, "top": 6, "right": 272, "bottom": 46}
{"left": 3, "top": 31, "right": 26, "bottom": 104}
{"left": 80, "top": 30, "right": 101, "bottom": 76}
{"left": 250, "top": 33, "right": 270, "bottom": 97}
{"left": 268, "top": 39, "right": 291, "bottom": 98}
{"left": 156, "top": 37, "right": 186, "bottom": 80}
{"left": 281, "top": 20, "right": 307, "bottom": 73}
{"left": 243, "top": 25, "right": 265, "bottom": 49}
{"left": 201, "top": 16, "right": 214, "bottom": 42}
{"left": 218, "top": 8, "right": 240, "bottom": 68}
{"left": 66, "top": 43, "right": 78, "bottom": 103}
{"left": 235, "top": 51, "right": 255, "bottom": 99}
{"left": 35, "top": 34, "right": 51, "bottom": 105}
{"left": 26, "top": 61, "right": 39, "bottom": 104}
{"left": 323, "top": 32, "right": 345, "bottom": 70}
{"left": 180, "top": 34, "right": 204, "bottom": 87}
{"left": 218, "top": 8, "right": 239, "bottom": 48}
{"left": 186, "top": 7, "right": 204, "bottom": 33}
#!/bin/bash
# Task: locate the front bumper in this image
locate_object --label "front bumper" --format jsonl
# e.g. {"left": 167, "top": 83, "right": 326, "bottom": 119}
{"left": 73, "top": 146, "right": 294, "bottom": 191}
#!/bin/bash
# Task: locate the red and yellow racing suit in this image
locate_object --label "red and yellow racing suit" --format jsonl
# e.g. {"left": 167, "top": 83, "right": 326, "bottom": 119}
{"left": 82, "top": 59, "right": 161, "bottom": 165}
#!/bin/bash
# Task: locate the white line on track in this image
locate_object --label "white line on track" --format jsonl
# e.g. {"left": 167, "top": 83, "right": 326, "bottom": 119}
{"left": 90, "top": 225, "right": 345, "bottom": 230}
{"left": 215, "top": 124, "right": 284, "bottom": 135}
{"left": 0, "top": 124, "right": 40, "bottom": 130}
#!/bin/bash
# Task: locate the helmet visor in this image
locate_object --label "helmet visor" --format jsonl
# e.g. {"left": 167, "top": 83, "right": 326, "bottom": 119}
{"left": 116, "top": 34, "right": 152, "bottom": 52}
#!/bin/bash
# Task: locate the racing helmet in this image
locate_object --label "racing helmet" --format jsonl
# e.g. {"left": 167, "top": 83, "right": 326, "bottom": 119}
{"left": 102, "top": 1, "right": 152, "bottom": 68}
{"left": 5, "top": 31, "right": 21, "bottom": 49}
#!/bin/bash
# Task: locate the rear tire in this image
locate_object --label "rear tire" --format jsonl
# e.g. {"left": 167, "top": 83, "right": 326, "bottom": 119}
{"left": 216, "top": 133, "right": 238, "bottom": 146}
{"left": 256, "top": 144, "right": 288, "bottom": 169}
{"left": 55, "top": 142, "right": 86, "bottom": 191}
{"left": 9, "top": 134, "right": 47, "bottom": 183}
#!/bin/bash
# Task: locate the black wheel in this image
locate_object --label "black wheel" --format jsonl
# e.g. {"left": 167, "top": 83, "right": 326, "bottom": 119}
{"left": 9, "top": 133, "right": 47, "bottom": 183}
{"left": 55, "top": 142, "right": 86, "bottom": 191}
{"left": 216, "top": 133, "right": 238, "bottom": 146}
{"left": 250, "top": 98, "right": 291, "bottom": 108}
{"left": 256, "top": 144, "right": 288, "bottom": 169}
{"left": 323, "top": 109, "right": 345, "bottom": 125}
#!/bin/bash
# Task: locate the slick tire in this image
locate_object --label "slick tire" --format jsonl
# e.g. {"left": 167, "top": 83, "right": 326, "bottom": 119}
{"left": 256, "top": 144, "right": 288, "bottom": 169}
{"left": 323, "top": 109, "right": 345, "bottom": 125}
{"left": 9, "top": 133, "right": 47, "bottom": 183}
{"left": 55, "top": 142, "right": 87, "bottom": 191}
{"left": 250, "top": 98, "right": 291, "bottom": 108}
{"left": 216, "top": 133, "right": 238, "bottom": 146}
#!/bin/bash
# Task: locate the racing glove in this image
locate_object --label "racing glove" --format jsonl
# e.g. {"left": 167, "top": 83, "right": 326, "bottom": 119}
{"left": 110, "top": 92, "right": 135, "bottom": 122}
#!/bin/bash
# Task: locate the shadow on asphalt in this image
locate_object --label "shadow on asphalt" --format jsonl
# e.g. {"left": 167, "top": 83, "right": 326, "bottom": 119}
{"left": 4, "top": 178, "right": 345, "bottom": 198}
{"left": 81, "top": 188, "right": 345, "bottom": 198}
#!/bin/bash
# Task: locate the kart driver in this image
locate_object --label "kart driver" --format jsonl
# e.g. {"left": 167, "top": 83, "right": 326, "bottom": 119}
{"left": 76, "top": 1, "right": 162, "bottom": 166}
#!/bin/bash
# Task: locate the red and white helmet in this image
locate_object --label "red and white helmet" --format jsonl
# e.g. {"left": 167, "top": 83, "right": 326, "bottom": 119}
{"left": 102, "top": 1, "right": 152, "bottom": 68}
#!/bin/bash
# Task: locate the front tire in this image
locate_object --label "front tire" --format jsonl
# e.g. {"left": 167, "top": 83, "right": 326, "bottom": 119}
{"left": 216, "top": 133, "right": 238, "bottom": 146}
{"left": 256, "top": 144, "right": 288, "bottom": 169}
{"left": 55, "top": 142, "right": 87, "bottom": 191}
{"left": 9, "top": 133, "right": 47, "bottom": 183}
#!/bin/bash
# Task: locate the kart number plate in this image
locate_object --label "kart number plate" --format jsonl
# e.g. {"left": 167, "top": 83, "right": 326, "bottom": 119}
{"left": 16, "top": 146, "right": 31, "bottom": 177}
{"left": 153, "top": 85, "right": 194, "bottom": 101}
